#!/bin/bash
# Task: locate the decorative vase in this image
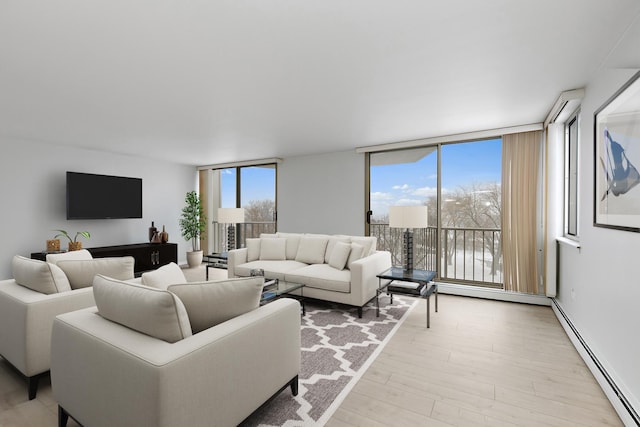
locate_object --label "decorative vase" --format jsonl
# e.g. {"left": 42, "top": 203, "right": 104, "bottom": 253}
{"left": 160, "top": 225, "right": 169, "bottom": 243}
{"left": 68, "top": 242, "right": 82, "bottom": 251}
{"left": 148, "top": 221, "right": 157, "bottom": 243}
{"left": 151, "top": 231, "right": 162, "bottom": 244}
{"left": 186, "top": 250, "right": 203, "bottom": 268}
{"left": 47, "top": 239, "right": 61, "bottom": 252}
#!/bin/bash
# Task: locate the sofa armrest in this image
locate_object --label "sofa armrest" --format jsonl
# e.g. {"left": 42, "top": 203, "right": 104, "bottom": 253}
{"left": 349, "top": 251, "right": 392, "bottom": 306}
{"left": 0, "top": 280, "right": 95, "bottom": 376}
{"left": 227, "top": 248, "right": 248, "bottom": 278}
{"left": 51, "top": 298, "right": 301, "bottom": 427}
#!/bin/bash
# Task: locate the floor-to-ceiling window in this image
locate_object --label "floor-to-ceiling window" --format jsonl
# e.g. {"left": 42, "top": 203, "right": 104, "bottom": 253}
{"left": 368, "top": 138, "right": 503, "bottom": 288}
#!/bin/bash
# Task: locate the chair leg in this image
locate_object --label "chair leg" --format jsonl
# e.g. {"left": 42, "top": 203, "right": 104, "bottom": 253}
{"left": 58, "top": 406, "right": 69, "bottom": 427}
{"left": 289, "top": 375, "right": 299, "bottom": 396}
{"left": 27, "top": 375, "right": 39, "bottom": 400}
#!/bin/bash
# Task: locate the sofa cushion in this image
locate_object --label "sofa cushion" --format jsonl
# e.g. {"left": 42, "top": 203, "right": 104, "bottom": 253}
{"left": 328, "top": 242, "right": 352, "bottom": 270}
{"left": 350, "top": 236, "right": 377, "bottom": 257}
{"left": 285, "top": 264, "right": 351, "bottom": 293}
{"left": 324, "top": 236, "right": 352, "bottom": 264}
{"left": 57, "top": 257, "right": 135, "bottom": 289}
{"left": 11, "top": 255, "right": 72, "bottom": 294}
{"left": 259, "top": 238, "right": 286, "bottom": 261}
{"left": 260, "top": 233, "right": 278, "bottom": 238}
{"left": 45, "top": 249, "right": 93, "bottom": 265}
{"left": 276, "top": 232, "right": 302, "bottom": 260}
{"left": 141, "top": 262, "right": 187, "bottom": 290}
{"left": 346, "top": 243, "right": 365, "bottom": 270}
{"left": 246, "top": 238, "right": 261, "bottom": 262}
{"left": 295, "top": 237, "right": 329, "bottom": 264}
{"left": 168, "top": 277, "right": 263, "bottom": 333}
{"left": 93, "top": 275, "right": 192, "bottom": 343}
{"left": 235, "top": 260, "right": 308, "bottom": 281}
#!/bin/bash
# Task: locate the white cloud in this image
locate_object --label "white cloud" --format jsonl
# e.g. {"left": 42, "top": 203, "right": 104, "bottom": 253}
{"left": 392, "top": 184, "right": 410, "bottom": 191}
{"left": 371, "top": 191, "right": 394, "bottom": 200}
{"left": 409, "top": 186, "right": 437, "bottom": 197}
{"left": 395, "top": 198, "right": 423, "bottom": 206}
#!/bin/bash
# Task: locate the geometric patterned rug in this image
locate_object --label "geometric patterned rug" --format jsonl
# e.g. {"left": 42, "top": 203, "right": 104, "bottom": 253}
{"left": 240, "top": 295, "right": 417, "bottom": 426}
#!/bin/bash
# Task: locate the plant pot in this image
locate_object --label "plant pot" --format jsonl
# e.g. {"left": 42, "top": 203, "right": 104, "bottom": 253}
{"left": 47, "top": 239, "right": 61, "bottom": 252}
{"left": 186, "top": 250, "right": 203, "bottom": 268}
{"left": 68, "top": 242, "right": 83, "bottom": 251}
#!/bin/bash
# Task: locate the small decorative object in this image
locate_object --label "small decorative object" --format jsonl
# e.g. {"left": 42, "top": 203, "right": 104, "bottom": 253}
{"left": 160, "top": 225, "right": 169, "bottom": 243}
{"left": 148, "top": 221, "right": 158, "bottom": 242}
{"left": 55, "top": 229, "right": 91, "bottom": 252}
{"left": 594, "top": 70, "right": 640, "bottom": 232}
{"left": 46, "top": 239, "right": 61, "bottom": 252}
{"left": 151, "top": 230, "right": 162, "bottom": 244}
{"left": 179, "top": 191, "right": 206, "bottom": 267}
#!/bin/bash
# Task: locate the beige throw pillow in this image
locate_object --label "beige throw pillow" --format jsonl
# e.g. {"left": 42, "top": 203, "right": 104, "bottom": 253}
{"left": 141, "top": 262, "right": 187, "bottom": 289}
{"left": 324, "top": 236, "right": 351, "bottom": 264}
{"left": 346, "top": 243, "right": 365, "bottom": 270}
{"left": 328, "top": 242, "right": 352, "bottom": 270}
{"left": 46, "top": 249, "right": 93, "bottom": 265}
{"left": 93, "top": 275, "right": 192, "bottom": 343}
{"left": 295, "top": 237, "right": 329, "bottom": 264}
{"left": 245, "top": 238, "right": 261, "bottom": 262}
{"left": 57, "top": 257, "right": 135, "bottom": 289}
{"left": 12, "top": 255, "right": 72, "bottom": 294}
{"left": 276, "top": 232, "right": 302, "bottom": 260}
{"left": 168, "top": 277, "right": 264, "bottom": 333}
{"left": 259, "top": 238, "right": 286, "bottom": 261}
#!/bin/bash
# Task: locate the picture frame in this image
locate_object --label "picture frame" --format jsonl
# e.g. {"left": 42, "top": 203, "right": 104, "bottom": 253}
{"left": 594, "top": 70, "right": 640, "bottom": 232}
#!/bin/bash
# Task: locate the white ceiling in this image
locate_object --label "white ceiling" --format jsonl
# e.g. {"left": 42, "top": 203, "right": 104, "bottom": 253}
{"left": 1, "top": 1, "right": 640, "bottom": 166}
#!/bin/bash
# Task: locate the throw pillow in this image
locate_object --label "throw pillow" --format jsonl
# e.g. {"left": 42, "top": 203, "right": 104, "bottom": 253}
{"left": 93, "top": 275, "right": 192, "bottom": 343}
{"left": 346, "top": 243, "right": 365, "bottom": 270}
{"left": 276, "top": 232, "right": 302, "bottom": 260}
{"left": 167, "top": 277, "right": 263, "bottom": 333}
{"left": 246, "top": 238, "right": 261, "bottom": 262}
{"left": 350, "top": 236, "right": 377, "bottom": 257}
{"left": 324, "top": 236, "right": 351, "bottom": 264}
{"left": 259, "top": 238, "right": 286, "bottom": 261}
{"left": 259, "top": 233, "right": 278, "bottom": 238}
{"left": 45, "top": 249, "right": 93, "bottom": 265}
{"left": 12, "top": 255, "right": 72, "bottom": 294}
{"left": 141, "top": 262, "right": 187, "bottom": 289}
{"left": 328, "top": 242, "right": 352, "bottom": 270}
{"left": 295, "top": 237, "right": 329, "bottom": 264}
{"left": 57, "top": 257, "right": 135, "bottom": 289}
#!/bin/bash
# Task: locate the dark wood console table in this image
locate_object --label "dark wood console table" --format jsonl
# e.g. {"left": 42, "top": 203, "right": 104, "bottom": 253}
{"left": 31, "top": 243, "right": 178, "bottom": 276}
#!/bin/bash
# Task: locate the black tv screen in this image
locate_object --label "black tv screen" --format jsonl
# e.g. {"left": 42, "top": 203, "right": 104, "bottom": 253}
{"left": 66, "top": 172, "right": 143, "bottom": 219}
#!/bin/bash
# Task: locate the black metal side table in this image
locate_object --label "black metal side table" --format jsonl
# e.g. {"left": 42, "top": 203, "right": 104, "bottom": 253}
{"left": 376, "top": 267, "right": 437, "bottom": 328}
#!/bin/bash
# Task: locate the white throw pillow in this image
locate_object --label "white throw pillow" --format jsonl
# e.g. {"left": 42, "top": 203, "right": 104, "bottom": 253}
{"left": 260, "top": 233, "right": 278, "bottom": 239}
{"left": 328, "top": 242, "right": 352, "bottom": 270}
{"left": 295, "top": 237, "right": 329, "bottom": 264}
{"left": 11, "top": 255, "right": 71, "bottom": 294}
{"left": 141, "top": 262, "right": 187, "bottom": 289}
{"left": 350, "top": 236, "right": 377, "bottom": 257}
{"left": 259, "top": 238, "right": 286, "bottom": 261}
{"left": 245, "top": 238, "right": 261, "bottom": 262}
{"left": 57, "top": 257, "right": 135, "bottom": 289}
{"left": 93, "top": 275, "right": 192, "bottom": 343}
{"left": 46, "top": 249, "right": 93, "bottom": 265}
{"left": 276, "top": 232, "right": 302, "bottom": 260}
{"left": 346, "top": 243, "right": 365, "bottom": 270}
{"left": 324, "top": 236, "right": 351, "bottom": 264}
{"left": 168, "top": 277, "right": 264, "bottom": 333}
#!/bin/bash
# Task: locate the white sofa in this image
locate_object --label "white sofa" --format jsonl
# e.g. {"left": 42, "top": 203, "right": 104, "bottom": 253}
{"left": 0, "top": 251, "right": 134, "bottom": 399}
{"left": 228, "top": 232, "right": 391, "bottom": 317}
{"left": 52, "top": 275, "right": 301, "bottom": 427}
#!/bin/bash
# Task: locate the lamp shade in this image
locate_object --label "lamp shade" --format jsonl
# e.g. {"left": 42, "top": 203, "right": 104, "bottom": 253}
{"left": 217, "top": 208, "right": 245, "bottom": 224}
{"left": 389, "top": 206, "right": 428, "bottom": 228}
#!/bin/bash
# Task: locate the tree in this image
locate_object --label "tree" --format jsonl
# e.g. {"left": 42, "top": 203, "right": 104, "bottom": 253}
{"left": 243, "top": 199, "right": 275, "bottom": 222}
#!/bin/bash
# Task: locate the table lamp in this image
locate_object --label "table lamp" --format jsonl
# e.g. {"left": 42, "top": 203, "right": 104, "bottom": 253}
{"left": 217, "top": 208, "right": 245, "bottom": 251}
{"left": 389, "top": 205, "right": 428, "bottom": 271}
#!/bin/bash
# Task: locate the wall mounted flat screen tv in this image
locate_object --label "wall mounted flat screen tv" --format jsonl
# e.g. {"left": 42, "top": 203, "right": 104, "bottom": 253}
{"left": 67, "top": 172, "right": 143, "bottom": 219}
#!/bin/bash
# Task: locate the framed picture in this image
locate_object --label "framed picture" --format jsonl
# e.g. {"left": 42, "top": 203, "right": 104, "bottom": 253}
{"left": 594, "top": 70, "right": 640, "bottom": 232}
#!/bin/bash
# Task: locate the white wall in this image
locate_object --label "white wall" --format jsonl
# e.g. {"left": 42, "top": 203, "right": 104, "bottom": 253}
{"left": 556, "top": 67, "right": 640, "bottom": 421}
{"left": 0, "top": 137, "right": 197, "bottom": 279}
{"left": 277, "top": 150, "right": 365, "bottom": 235}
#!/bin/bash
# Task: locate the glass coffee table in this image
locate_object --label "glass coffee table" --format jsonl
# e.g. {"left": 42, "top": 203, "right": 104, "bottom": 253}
{"left": 261, "top": 279, "right": 306, "bottom": 315}
{"left": 376, "top": 267, "right": 437, "bottom": 328}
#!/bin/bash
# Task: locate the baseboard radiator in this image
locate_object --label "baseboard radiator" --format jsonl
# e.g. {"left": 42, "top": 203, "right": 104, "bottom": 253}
{"left": 552, "top": 299, "right": 640, "bottom": 426}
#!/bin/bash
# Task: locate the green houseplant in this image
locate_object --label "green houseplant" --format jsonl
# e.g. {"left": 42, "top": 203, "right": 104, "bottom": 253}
{"left": 179, "top": 191, "right": 206, "bottom": 267}
{"left": 54, "top": 230, "right": 91, "bottom": 251}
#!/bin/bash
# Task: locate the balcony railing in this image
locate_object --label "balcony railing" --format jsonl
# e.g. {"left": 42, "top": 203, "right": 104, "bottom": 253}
{"left": 212, "top": 221, "right": 277, "bottom": 252}
{"left": 370, "top": 223, "right": 503, "bottom": 288}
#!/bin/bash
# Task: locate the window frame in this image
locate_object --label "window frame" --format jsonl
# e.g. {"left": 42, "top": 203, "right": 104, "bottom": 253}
{"left": 564, "top": 109, "right": 580, "bottom": 239}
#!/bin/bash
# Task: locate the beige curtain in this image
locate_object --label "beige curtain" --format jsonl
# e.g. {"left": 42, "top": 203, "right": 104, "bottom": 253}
{"left": 502, "top": 130, "right": 542, "bottom": 294}
{"left": 199, "top": 169, "right": 210, "bottom": 256}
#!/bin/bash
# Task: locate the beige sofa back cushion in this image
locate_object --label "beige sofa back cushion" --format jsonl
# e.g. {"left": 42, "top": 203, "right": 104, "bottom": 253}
{"left": 57, "top": 257, "right": 135, "bottom": 289}
{"left": 46, "top": 249, "right": 93, "bottom": 265}
{"left": 246, "top": 238, "right": 261, "bottom": 262}
{"left": 276, "top": 232, "right": 302, "bottom": 260}
{"left": 259, "top": 238, "right": 286, "bottom": 261}
{"left": 141, "top": 262, "right": 186, "bottom": 289}
{"left": 168, "top": 277, "right": 263, "bottom": 333}
{"left": 295, "top": 237, "right": 329, "bottom": 264}
{"left": 93, "top": 275, "right": 192, "bottom": 343}
{"left": 12, "top": 255, "right": 72, "bottom": 294}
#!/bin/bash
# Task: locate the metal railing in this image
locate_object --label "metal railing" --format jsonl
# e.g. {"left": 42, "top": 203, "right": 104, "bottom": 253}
{"left": 370, "top": 223, "right": 503, "bottom": 288}
{"left": 211, "top": 221, "right": 277, "bottom": 252}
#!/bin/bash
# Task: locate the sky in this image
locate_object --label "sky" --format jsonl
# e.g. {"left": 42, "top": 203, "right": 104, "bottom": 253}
{"left": 220, "top": 138, "right": 502, "bottom": 219}
{"left": 370, "top": 138, "right": 502, "bottom": 219}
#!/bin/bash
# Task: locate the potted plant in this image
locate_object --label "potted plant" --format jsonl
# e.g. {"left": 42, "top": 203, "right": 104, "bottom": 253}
{"left": 54, "top": 230, "right": 91, "bottom": 251}
{"left": 179, "top": 191, "right": 206, "bottom": 267}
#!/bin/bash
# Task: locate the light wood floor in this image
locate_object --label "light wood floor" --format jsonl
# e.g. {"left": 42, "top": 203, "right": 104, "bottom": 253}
{"left": 0, "top": 266, "right": 623, "bottom": 426}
